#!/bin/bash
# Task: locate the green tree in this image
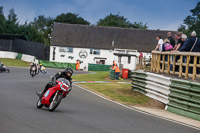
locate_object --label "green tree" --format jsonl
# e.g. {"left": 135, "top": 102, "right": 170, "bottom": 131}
{"left": 5, "top": 8, "right": 20, "bottom": 34}
{"left": 19, "top": 23, "right": 46, "bottom": 43}
{"left": 97, "top": 13, "right": 131, "bottom": 28}
{"left": 0, "top": 6, "right": 6, "bottom": 33}
{"left": 31, "top": 15, "right": 54, "bottom": 44}
{"left": 130, "top": 21, "right": 148, "bottom": 29}
{"left": 54, "top": 12, "right": 90, "bottom": 25}
{"left": 97, "top": 13, "right": 148, "bottom": 29}
{"left": 179, "top": 2, "right": 200, "bottom": 37}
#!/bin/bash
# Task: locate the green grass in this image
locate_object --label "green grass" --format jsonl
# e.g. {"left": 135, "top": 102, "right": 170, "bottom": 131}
{"left": 72, "top": 71, "right": 111, "bottom": 81}
{"left": 0, "top": 58, "right": 30, "bottom": 67}
{"left": 79, "top": 83, "right": 151, "bottom": 106}
{"left": 73, "top": 71, "right": 153, "bottom": 106}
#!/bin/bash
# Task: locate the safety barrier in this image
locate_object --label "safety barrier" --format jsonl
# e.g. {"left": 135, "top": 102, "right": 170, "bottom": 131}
{"left": 39, "top": 60, "right": 76, "bottom": 70}
{"left": 0, "top": 51, "right": 35, "bottom": 62}
{"left": 131, "top": 70, "right": 200, "bottom": 121}
{"left": 88, "top": 64, "right": 111, "bottom": 71}
{"left": 109, "top": 69, "right": 115, "bottom": 80}
{"left": 0, "top": 51, "right": 18, "bottom": 59}
{"left": 131, "top": 71, "right": 170, "bottom": 104}
{"left": 167, "top": 79, "right": 200, "bottom": 121}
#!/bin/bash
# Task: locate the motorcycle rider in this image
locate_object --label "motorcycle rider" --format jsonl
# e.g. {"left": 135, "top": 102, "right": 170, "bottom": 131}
{"left": 36, "top": 67, "right": 73, "bottom": 98}
{"left": 30, "top": 61, "right": 37, "bottom": 75}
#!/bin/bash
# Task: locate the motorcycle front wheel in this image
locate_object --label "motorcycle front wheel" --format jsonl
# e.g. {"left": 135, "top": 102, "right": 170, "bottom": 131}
{"left": 49, "top": 93, "right": 62, "bottom": 112}
{"left": 36, "top": 98, "right": 43, "bottom": 108}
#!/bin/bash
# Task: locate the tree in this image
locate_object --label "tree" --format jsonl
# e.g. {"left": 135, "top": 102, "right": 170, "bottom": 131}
{"left": 97, "top": 13, "right": 131, "bottom": 28}
{"left": 179, "top": 2, "right": 200, "bottom": 37}
{"left": 31, "top": 15, "right": 54, "bottom": 44}
{"left": 130, "top": 21, "right": 148, "bottom": 29}
{"left": 5, "top": 8, "right": 20, "bottom": 34}
{"left": 19, "top": 23, "right": 46, "bottom": 43}
{"left": 97, "top": 13, "right": 148, "bottom": 29}
{"left": 54, "top": 12, "right": 90, "bottom": 25}
{"left": 0, "top": 6, "right": 6, "bottom": 33}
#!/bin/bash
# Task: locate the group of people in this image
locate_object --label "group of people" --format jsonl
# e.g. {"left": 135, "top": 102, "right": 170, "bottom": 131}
{"left": 154, "top": 31, "right": 200, "bottom": 73}
{"left": 30, "top": 62, "right": 46, "bottom": 74}
{"left": 154, "top": 31, "right": 199, "bottom": 53}
{"left": 112, "top": 61, "right": 121, "bottom": 80}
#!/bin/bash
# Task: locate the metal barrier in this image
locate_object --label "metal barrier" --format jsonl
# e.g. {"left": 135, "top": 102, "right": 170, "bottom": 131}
{"left": 131, "top": 71, "right": 200, "bottom": 121}
{"left": 167, "top": 79, "right": 200, "bottom": 121}
{"left": 131, "top": 71, "right": 170, "bottom": 104}
{"left": 109, "top": 69, "right": 115, "bottom": 80}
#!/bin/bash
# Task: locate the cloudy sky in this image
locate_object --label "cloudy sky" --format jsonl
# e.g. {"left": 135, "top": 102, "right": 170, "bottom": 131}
{"left": 0, "top": 0, "right": 198, "bottom": 30}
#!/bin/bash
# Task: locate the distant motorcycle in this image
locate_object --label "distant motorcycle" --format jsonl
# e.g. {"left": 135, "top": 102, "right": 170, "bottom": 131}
{"left": 36, "top": 78, "right": 71, "bottom": 111}
{"left": 30, "top": 65, "right": 37, "bottom": 77}
{"left": 0, "top": 64, "right": 10, "bottom": 73}
{"left": 39, "top": 65, "right": 46, "bottom": 74}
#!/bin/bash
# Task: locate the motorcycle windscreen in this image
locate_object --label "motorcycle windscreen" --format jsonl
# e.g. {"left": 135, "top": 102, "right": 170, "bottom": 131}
{"left": 57, "top": 78, "right": 70, "bottom": 86}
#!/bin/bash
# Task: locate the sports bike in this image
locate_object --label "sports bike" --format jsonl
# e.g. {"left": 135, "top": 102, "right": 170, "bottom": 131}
{"left": 36, "top": 78, "right": 71, "bottom": 111}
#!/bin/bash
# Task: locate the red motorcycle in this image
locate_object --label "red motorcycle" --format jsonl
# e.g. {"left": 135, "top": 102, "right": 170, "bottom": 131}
{"left": 36, "top": 78, "right": 71, "bottom": 111}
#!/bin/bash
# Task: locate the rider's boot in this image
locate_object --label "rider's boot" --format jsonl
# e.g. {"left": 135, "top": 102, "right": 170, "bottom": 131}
{"left": 36, "top": 91, "right": 44, "bottom": 98}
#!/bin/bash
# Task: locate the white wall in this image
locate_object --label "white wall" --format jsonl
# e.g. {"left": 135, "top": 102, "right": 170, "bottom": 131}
{"left": 21, "top": 54, "right": 35, "bottom": 62}
{"left": 0, "top": 51, "right": 35, "bottom": 62}
{"left": 0, "top": 51, "right": 18, "bottom": 59}
{"left": 50, "top": 46, "right": 138, "bottom": 71}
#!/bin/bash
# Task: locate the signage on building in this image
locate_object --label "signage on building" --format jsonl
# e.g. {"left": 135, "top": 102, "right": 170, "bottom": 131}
{"left": 79, "top": 50, "right": 88, "bottom": 59}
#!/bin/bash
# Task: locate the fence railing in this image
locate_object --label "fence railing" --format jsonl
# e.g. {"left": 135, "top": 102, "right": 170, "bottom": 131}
{"left": 151, "top": 51, "right": 200, "bottom": 80}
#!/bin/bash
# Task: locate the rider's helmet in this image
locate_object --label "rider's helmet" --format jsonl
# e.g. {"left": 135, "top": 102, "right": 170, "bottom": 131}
{"left": 64, "top": 67, "right": 73, "bottom": 77}
{"left": 40, "top": 64, "right": 42, "bottom": 66}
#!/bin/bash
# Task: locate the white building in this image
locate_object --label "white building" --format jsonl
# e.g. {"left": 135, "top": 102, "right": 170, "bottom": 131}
{"left": 49, "top": 23, "right": 170, "bottom": 71}
{"left": 50, "top": 47, "right": 138, "bottom": 71}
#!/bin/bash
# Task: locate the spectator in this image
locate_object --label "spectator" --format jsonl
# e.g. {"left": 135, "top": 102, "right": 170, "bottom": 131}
{"left": 174, "top": 32, "right": 183, "bottom": 51}
{"left": 154, "top": 35, "right": 164, "bottom": 51}
{"left": 187, "top": 31, "right": 200, "bottom": 74}
{"left": 167, "top": 32, "right": 175, "bottom": 48}
{"left": 178, "top": 34, "right": 189, "bottom": 52}
{"left": 112, "top": 61, "right": 116, "bottom": 70}
{"left": 178, "top": 34, "right": 188, "bottom": 72}
{"left": 188, "top": 31, "right": 200, "bottom": 52}
{"left": 115, "top": 64, "right": 121, "bottom": 80}
{"left": 139, "top": 52, "right": 143, "bottom": 66}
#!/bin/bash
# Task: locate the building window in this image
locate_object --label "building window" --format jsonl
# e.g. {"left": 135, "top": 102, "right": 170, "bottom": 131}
{"left": 90, "top": 49, "right": 100, "bottom": 55}
{"left": 128, "top": 56, "right": 131, "bottom": 64}
{"left": 59, "top": 47, "right": 73, "bottom": 53}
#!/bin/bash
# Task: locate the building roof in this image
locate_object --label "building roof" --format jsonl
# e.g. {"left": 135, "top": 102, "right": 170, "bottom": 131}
{"left": 51, "top": 22, "right": 176, "bottom": 52}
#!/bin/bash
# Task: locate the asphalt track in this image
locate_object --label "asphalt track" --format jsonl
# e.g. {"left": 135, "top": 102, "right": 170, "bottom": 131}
{"left": 0, "top": 67, "right": 199, "bottom": 133}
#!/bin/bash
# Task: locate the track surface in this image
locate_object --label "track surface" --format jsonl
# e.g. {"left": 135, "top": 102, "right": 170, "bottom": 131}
{"left": 0, "top": 67, "right": 199, "bottom": 133}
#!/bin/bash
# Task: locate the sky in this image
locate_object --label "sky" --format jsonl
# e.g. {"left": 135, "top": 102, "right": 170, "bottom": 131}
{"left": 0, "top": 0, "right": 199, "bottom": 31}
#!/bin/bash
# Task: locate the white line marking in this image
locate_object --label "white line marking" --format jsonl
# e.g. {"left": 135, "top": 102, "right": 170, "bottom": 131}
{"left": 74, "top": 84, "right": 200, "bottom": 130}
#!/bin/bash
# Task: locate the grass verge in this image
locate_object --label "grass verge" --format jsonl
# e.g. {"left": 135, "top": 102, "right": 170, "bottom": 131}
{"left": 73, "top": 71, "right": 164, "bottom": 108}
{"left": 78, "top": 83, "right": 164, "bottom": 108}
{"left": 72, "top": 71, "right": 111, "bottom": 81}
{"left": 0, "top": 58, "right": 29, "bottom": 67}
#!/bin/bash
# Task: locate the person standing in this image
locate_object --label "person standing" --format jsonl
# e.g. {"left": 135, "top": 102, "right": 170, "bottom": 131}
{"left": 112, "top": 61, "right": 116, "bottom": 70}
{"left": 167, "top": 32, "right": 175, "bottom": 48}
{"left": 115, "top": 64, "right": 120, "bottom": 80}
{"left": 154, "top": 35, "right": 164, "bottom": 51}
{"left": 76, "top": 60, "right": 79, "bottom": 70}
{"left": 173, "top": 32, "right": 183, "bottom": 51}
{"left": 76, "top": 60, "right": 80, "bottom": 70}
{"left": 139, "top": 52, "right": 143, "bottom": 66}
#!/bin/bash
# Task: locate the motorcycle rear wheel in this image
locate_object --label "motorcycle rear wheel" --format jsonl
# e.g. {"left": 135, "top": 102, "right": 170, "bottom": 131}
{"left": 36, "top": 98, "right": 43, "bottom": 108}
{"left": 49, "top": 93, "right": 62, "bottom": 111}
